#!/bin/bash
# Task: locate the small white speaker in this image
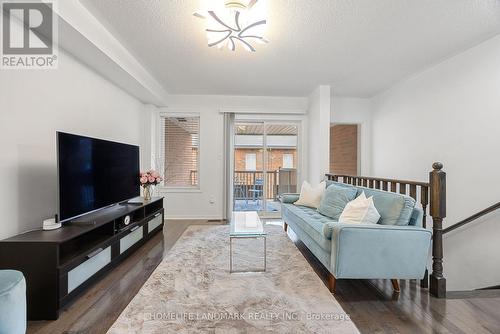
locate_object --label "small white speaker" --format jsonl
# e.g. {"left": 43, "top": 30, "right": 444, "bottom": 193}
{"left": 43, "top": 217, "right": 61, "bottom": 230}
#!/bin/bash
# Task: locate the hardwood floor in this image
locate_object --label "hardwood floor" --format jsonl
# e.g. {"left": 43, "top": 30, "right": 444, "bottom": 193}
{"left": 287, "top": 226, "right": 500, "bottom": 334}
{"left": 27, "top": 219, "right": 500, "bottom": 334}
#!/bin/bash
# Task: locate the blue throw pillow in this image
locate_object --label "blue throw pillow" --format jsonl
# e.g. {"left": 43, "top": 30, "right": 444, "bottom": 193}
{"left": 317, "top": 184, "right": 358, "bottom": 220}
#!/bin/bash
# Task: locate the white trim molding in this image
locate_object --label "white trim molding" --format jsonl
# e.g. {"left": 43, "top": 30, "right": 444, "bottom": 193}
{"left": 163, "top": 215, "right": 224, "bottom": 220}
{"left": 219, "top": 107, "right": 306, "bottom": 114}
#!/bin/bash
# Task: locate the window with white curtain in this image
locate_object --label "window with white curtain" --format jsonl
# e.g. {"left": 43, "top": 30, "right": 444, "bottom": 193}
{"left": 160, "top": 115, "right": 200, "bottom": 188}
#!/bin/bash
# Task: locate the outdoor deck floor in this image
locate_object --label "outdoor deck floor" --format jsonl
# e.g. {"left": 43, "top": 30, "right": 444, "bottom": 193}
{"left": 234, "top": 199, "right": 281, "bottom": 212}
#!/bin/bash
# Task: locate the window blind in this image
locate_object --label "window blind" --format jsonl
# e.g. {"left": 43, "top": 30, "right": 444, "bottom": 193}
{"left": 161, "top": 115, "right": 200, "bottom": 187}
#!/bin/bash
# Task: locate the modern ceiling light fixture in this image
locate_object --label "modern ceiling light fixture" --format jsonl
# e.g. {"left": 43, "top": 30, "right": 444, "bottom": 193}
{"left": 193, "top": 0, "right": 268, "bottom": 52}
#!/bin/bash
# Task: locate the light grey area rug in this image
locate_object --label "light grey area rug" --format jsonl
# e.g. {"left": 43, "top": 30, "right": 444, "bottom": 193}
{"left": 108, "top": 224, "right": 359, "bottom": 334}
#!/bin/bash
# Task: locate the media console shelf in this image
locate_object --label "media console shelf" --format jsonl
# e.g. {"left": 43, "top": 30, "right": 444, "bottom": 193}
{"left": 0, "top": 197, "right": 164, "bottom": 320}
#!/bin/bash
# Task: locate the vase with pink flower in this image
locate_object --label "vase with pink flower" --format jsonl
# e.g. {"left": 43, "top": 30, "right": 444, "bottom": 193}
{"left": 140, "top": 170, "right": 163, "bottom": 201}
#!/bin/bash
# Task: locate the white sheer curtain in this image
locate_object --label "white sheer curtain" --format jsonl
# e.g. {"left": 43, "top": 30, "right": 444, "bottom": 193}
{"left": 223, "top": 113, "right": 235, "bottom": 221}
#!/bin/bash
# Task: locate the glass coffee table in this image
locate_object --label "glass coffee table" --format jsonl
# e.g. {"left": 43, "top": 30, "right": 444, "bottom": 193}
{"left": 230, "top": 211, "right": 267, "bottom": 273}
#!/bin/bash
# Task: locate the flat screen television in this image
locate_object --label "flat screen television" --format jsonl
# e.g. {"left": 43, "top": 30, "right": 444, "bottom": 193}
{"left": 57, "top": 132, "right": 140, "bottom": 223}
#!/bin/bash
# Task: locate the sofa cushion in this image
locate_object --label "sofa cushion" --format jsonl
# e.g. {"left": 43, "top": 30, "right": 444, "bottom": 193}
{"left": 285, "top": 220, "right": 332, "bottom": 270}
{"left": 317, "top": 184, "right": 358, "bottom": 220}
{"left": 325, "top": 181, "right": 416, "bottom": 226}
{"left": 282, "top": 204, "right": 335, "bottom": 251}
{"left": 358, "top": 187, "right": 416, "bottom": 226}
{"left": 326, "top": 180, "right": 355, "bottom": 189}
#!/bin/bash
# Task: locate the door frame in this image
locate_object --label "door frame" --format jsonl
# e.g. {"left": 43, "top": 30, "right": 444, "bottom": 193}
{"left": 230, "top": 115, "right": 305, "bottom": 217}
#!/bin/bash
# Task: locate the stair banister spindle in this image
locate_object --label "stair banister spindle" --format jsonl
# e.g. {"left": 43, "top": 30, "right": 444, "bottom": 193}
{"left": 420, "top": 185, "right": 429, "bottom": 288}
{"left": 429, "top": 162, "right": 447, "bottom": 298}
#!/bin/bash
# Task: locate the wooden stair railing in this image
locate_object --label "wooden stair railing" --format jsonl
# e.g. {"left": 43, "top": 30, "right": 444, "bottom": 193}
{"left": 326, "top": 162, "right": 447, "bottom": 298}
{"left": 443, "top": 202, "right": 500, "bottom": 234}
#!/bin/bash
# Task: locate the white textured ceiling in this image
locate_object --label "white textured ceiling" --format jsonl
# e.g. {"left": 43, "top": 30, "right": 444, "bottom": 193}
{"left": 80, "top": 0, "right": 500, "bottom": 97}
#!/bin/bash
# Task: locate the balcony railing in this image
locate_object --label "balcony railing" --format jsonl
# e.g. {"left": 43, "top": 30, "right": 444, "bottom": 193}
{"left": 234, "top": 170, "right": 277, "bottom": 200}
{"left": 190, "top": 169, "right": 296, "bottom": 202}
{"left": 233, "top": 169, "right": 297, "bottom": 200}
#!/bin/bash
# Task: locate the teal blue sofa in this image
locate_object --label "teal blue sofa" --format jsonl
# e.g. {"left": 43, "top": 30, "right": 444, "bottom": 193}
{"left": 0, "top": 270, "right": 26, "bottom": 334}
{"left": 281, "top": 180, "right": 432, "bottom": 293}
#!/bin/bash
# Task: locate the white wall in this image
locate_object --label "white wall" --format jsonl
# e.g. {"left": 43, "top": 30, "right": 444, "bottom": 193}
{"left": 307, "top": 86, "right": 331, "bottom": 184}
{"left": 154, "top": 94, "right": 308, "bottom": 220}
{"left": 371, "top": 34, "right": 500, "bottom": 291}
{"left": 331, "top": 97, "right": 372, "bottom": 175}
{"left": 0, "top": 48, "right": 144, "bottom": 240}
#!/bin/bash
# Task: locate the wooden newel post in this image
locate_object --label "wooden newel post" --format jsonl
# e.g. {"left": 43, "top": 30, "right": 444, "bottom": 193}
{"left": 429, "top": 162, "right": 446, "bottom": 298}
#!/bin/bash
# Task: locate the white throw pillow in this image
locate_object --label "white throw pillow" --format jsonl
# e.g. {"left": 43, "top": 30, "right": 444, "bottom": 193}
{"left": 339, "top": 192, "right": 381, "bottom": 224}
{"left": 294, "top": 181, "right": 326, "bottom": 209}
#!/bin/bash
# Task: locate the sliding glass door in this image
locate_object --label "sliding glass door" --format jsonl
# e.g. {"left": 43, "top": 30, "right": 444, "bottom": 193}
{"left": 233, "top": 122, "right": 265, "bottom": 212}
{"left": 264, "top": 123, "right": 298, "bottom": 217}
{"left": 233, "top": 121, "right": 298, "bottom": 218}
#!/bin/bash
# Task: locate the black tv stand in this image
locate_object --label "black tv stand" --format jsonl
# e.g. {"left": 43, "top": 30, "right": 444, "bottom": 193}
{"left": 120, "top": 201, "right": 143, "bottom": 206}
{"left": 0, "top": 197, "right": 164, "bottom": 320}
{"left": 70, "top": 220, "right": 98, "bottom": 225}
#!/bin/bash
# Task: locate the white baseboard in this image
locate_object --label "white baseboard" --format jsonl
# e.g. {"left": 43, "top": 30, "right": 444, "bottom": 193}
{"left": 164, "top": 215, "right": 224, "bottom": 221}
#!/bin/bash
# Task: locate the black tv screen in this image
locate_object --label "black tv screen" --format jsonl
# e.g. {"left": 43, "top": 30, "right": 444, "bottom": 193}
{"left": 57, "top": 132, "right": 140, "bottom": 222}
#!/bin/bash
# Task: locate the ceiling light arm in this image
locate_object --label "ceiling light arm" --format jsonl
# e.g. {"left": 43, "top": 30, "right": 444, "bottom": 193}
{"left": 246, "top": 0, "right": 258, "bottom": 9}
{"left": 208, "top": 30, "right": 233, "bottom": 47}
{"left": 206, "top": 28, "right": 233, "bottom": 33}
{"left": 239, "top": 35, "right": 269, "bottom": 44}
{"left": 228, "top": 37, "right": 236, "bottom": 51}
{"left": 234, "top": 11, "right": 242, "bottom": 31}
{"left": 230, "top": 36, "right": 256, "bottom": 52}
{"left": 208, "top": 11, "right": 240, "bottom": 32}
{"left": 237, "top": 19, "right": 266, "bottom": 37}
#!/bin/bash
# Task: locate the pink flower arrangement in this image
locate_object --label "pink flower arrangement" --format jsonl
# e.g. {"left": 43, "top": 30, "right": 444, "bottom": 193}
{"left": 140, "top": 170, "right": 163, "bottom": 187}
